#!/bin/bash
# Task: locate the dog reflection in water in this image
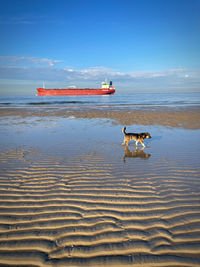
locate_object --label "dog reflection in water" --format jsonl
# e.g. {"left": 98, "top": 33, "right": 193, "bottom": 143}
{"left": 123, "top": 146, "right": 151, "bottom": 162}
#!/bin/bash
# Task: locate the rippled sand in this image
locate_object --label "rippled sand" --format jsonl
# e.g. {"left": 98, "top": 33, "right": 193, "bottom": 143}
{"left": 0, "top": 111, "right": 200, "bottom": 266}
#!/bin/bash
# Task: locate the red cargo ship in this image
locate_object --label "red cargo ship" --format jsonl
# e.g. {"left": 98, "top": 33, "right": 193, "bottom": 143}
{"left": 37, "top": 81, "right": 115, "bottom": 96}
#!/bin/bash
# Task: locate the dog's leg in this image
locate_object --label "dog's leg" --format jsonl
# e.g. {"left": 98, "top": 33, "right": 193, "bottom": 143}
{"left": 121, "top": 137, "right": 126, "bottom": 146}
{"left": 125, "top": 140, "right": 129, "bottom": 146}
{"left": 140, "top": 140, "right": 146, "bottom": 147}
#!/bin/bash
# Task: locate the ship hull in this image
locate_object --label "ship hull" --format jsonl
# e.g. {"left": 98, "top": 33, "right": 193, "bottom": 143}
{"left": 37, "top": 88, "right": 115, "bottom": 96}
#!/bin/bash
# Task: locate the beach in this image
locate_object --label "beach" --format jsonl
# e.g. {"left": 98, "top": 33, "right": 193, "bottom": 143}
{"left": 0, "top": 106, "right": 200, "bottom": 266}
{"left": 0, "top": 105, "right": 200, "bottom": 129}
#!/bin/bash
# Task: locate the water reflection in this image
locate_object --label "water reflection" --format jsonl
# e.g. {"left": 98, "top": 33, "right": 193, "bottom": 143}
{"left": 123, "top": 147, "right": 151, "bottom": 162}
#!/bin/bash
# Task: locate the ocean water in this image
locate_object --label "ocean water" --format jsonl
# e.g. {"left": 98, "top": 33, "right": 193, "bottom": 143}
{"left": 0, "top": 92, "right": 200, "bottom": 109}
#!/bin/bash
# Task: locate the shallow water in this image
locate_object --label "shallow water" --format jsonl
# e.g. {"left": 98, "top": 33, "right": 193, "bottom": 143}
{"left": 0, "top": 116, "right": 200, "bottom": 266}
{"left": 1, "top": 92, "right": 200, "bottom": 109}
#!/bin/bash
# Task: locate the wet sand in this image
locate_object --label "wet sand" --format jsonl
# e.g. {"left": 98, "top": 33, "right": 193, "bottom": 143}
{"left": 0, "top": 105, "right": 200, "bottom": 129}
{"left": 0, "top": 107, "right": 200, "bottom": 266}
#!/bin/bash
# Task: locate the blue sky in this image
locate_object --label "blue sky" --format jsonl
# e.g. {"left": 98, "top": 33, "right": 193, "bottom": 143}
{"left": 0, "top": 0, "right": 200, "bottom": 94}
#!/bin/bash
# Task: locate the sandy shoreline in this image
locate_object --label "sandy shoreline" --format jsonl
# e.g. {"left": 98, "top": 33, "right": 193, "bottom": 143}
{"left": 0, "top": 108, "right": 200, "bottom": 266}
{"left": 0, "top": 106, "right": 200, "bottom": 129}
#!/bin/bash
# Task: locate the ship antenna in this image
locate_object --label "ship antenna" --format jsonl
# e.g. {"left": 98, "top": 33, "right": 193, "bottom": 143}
{"left": 43, "top": 81, "right": 45, "bottom": 89}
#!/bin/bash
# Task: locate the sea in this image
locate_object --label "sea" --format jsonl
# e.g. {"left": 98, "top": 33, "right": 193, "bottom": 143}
{"left": 0, "top": 92, "right": 200, "bottom": 110}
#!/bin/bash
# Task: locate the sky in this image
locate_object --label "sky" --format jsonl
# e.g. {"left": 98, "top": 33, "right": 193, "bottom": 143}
{"left": 0, "top": 0, "right": 200, "bottom": 94}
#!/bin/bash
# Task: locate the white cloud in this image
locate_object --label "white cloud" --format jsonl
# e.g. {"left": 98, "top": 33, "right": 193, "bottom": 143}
{"left": 0, "top": 15, "right": 50, "bottom": 25}
{"left": 0, "top": 56, "right": 63, "bottom": 67}
{"left": 0, "top": 56, "right": 199, "bottom": 93}
{"left": 0, "top": 15, "right": 65, "bottom": 25}
{"left": 63, "top": 66, "right": 188, "bottom": 81}
{"left": 0, "top": 16, "right": 33, "bottom": 25}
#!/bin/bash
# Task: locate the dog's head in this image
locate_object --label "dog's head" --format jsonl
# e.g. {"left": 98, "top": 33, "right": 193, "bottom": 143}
{"left": 141, "top": 133, "right": 151, "bottom": 139}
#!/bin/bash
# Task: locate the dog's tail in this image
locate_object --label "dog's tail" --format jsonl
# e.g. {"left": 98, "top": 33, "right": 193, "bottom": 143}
{"left": 122, "top": 126, "right": 126, "bottom": 135}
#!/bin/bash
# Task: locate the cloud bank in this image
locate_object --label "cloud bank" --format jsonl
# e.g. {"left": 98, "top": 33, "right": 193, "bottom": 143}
{"left": 0, "top": 56, "right": 199, "bottom": 93}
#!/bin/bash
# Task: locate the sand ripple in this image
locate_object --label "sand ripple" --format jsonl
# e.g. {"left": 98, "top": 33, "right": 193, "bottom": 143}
{"left": 0, "top": 149, "right": 200, "bottom": 266}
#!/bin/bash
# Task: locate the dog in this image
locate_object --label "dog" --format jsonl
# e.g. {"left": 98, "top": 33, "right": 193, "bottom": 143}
{"left": 121, "top": 126, "right": 151, "bottom": 147}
